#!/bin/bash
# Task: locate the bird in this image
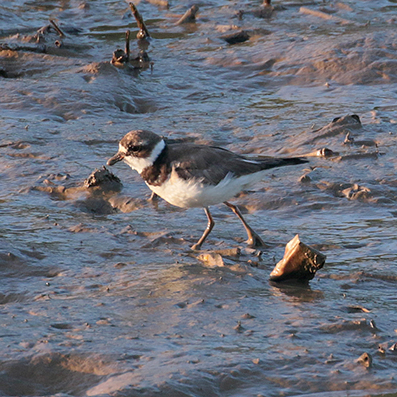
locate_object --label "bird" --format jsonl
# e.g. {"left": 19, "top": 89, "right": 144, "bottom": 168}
{"left": 107, "top": 129, "right": 307, "bottom": 250}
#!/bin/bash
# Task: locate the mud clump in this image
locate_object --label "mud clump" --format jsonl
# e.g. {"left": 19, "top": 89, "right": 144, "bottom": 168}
{"left": 84, "top": 166, "right": 122, "bottom": 191}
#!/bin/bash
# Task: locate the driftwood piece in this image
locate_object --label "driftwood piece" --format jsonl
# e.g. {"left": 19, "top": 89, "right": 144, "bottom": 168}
{"left": 176, "top": 5, "right": 199, "bottom": 25}
{"left": 111, "top": 30, "right": 131, "bottom": 64}
{"left": 49, "top": 19, "right": 66, "bottom": 37}
{"left": 125, "top": 29, "right": 130, "bottom": 61}
{"left": 129, "top": 3, "right": 150, "bottom": 39}
{"left": 303, "top": 114, "right": 362, "bottom": 145}
{"left": 269, "top": 235, "right": 326, "bottom": 282}
{"left": 299, "top": 6, "right": 355, "bottom": 25}
{"left": 111, "top": 29, "right": 151, "bottom": 69}
{"left": 0, "top": 43, "right": 47, "bottom": 54}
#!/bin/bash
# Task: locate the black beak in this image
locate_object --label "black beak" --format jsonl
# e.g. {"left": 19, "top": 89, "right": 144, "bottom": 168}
{"left": 107, "top": 152, "right": 125, "bottom": 166}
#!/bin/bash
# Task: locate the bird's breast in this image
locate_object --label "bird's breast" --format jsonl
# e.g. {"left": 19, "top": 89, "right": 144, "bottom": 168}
{"left": 146, "top": 169, "right": 267, "bottom": 209}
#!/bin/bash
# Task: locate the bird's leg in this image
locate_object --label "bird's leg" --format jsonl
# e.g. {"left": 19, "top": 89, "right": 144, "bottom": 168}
{"left": 224, "top": 201, "right": 265, "bottom": 247}
{"left": 148, "top": 191, "right": 159, "bottom": 202}
{"left": 191, "top": 207, "right": 214, "bottom": 250}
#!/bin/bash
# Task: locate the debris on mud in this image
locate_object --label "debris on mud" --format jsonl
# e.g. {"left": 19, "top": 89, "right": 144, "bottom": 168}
{"left": 30, "top": 167, "right": 124, "bottom": 214}
{"left": 176, "top": 5, "right": 199, "bottom": 25}
{"left": 356, "top": 352, "right": 372, "bottom": 368}
{"left": 84, "top": 166, "right": 122, "bottom": 191}
{"left": 304, "top": 115, "right": 362, "bottom": 146}
{"left": 270, "top": 235, "right": 326, "bottom": 282}
{"left": 300, "top": 6, "right": 356, "bottom": 25}
{"left": 0, "top": 18, "right": 82, "bottom": 56}
{"left": 111, "top": 3, "right": 151, "bottom": 70}
{"left": 237, "top": 0, "right": 283, "bottom": 20}
{"left": 129, "top": 2, "right": 151, "bottom": 40}
{"left": 316, "top": 181, "right": 372, "bottom": 201}
{"left": 222, "top": 30, "right": 250, "bottom": 45}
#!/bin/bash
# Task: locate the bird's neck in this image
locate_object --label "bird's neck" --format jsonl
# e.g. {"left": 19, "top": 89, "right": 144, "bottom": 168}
{"left": 124, "top": 139, "right": 166, "bottom": 174}
{"left": 140, "top": 141, "right": 170, "bottom": 186}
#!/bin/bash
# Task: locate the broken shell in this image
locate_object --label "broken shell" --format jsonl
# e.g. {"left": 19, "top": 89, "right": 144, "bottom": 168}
{"left": 357, "top": 352, "right": 372, "bottom": 368}
{"left": 269, "top": 235, "right": 326, "bottom": 282}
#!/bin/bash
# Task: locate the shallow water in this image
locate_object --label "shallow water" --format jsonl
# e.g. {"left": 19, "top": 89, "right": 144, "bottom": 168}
{"left": 1, "top": 0, "right": 397, "bottom": 396}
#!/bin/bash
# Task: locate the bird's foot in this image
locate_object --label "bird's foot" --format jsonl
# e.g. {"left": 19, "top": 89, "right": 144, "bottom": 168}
{"left": 148, "top": 192, "right": 159, "bottom": 202}
{"left": 191, "top": 243, "right": 202, "bottom": 251}
{"left": 246, "top": 231, "right": 266, "bottom": 248}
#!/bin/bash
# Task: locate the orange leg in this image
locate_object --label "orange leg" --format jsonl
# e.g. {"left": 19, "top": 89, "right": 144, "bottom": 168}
{"left": 191, "top": 207, "right": 214, "bottom": 250}
{"left": 224, "top": 201, "right": 265, "bottom": 247}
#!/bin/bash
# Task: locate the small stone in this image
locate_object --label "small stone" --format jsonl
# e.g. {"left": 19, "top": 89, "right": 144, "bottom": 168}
{"left": 299, "top": 174, "right": 311, "bottom": 183}
{"left": 222, "top": 30, "right": 250, "bottom": 45}
{"left": 378, "top": 343, "right": 387, "bottom": 354}
{"left": 114, "top": 262, "right": 127, "bottom": 269}
{"left": 197, "top": 252, "right": 224, "bottom": 267}
{"left": 241, "top": 313, "right": 256, "bottom": 319}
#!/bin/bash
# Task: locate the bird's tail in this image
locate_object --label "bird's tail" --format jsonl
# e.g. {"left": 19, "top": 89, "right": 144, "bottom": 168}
{"left": 257, "top": 156, "right": 308, "bottom": 171}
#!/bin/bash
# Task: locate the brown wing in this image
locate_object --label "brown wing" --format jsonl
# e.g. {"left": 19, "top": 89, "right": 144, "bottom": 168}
{"left": 167, "top": 143, "right": 307, "bottom": 185}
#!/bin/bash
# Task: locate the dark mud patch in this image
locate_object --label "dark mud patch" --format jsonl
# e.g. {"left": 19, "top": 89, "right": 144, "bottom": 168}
{"left": 0, "top": 353, "right": 116, "bottom": 396}
{"left": 0, "top": 250, "right": 59, "bottom": 279}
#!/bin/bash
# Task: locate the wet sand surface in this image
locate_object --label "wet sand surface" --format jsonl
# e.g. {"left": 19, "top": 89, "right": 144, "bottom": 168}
{"left": 1, "top": 0, "right": 397, "bottom": 396}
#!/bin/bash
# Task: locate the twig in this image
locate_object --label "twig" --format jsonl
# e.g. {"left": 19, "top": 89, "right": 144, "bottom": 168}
{"left": 176, "top": 5, "right": 199, "bottom": 25}
{"left": 299, "top": 7, "right": 354, "bottom": 24}
{"left": 49, "top": 19, "right": 66, "bottom": 37}
{"left": 125, "top": 30, "right": 130, "bottom": 61}
{"left": 129, "top": 3, "right": 150, "bottom": 39}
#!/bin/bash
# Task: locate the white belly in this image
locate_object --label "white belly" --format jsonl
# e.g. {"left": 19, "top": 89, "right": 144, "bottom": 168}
{"left": 147, "top": 169, "right": 267, "bottom": 208}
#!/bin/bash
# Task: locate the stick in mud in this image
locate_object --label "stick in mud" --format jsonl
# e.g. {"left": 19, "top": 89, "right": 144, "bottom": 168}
{"left": 299, "top": 6, "right": 354, "bottom": 24}
{"left": 129, "top": 3, "right": 150, "bottom": 39}
{"left": 176, "top": 5, "right": 199, "bottom": 25}
{"left": 125, "top": 30, "right": 130, "bottom": 61}
{"left": 49, "top": 19, "right": 66, "bottom": 37}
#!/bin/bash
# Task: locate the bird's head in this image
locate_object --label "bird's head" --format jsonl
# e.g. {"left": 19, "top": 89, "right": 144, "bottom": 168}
{"left": 107, "top": 130, "right": 165, "bottom": 174}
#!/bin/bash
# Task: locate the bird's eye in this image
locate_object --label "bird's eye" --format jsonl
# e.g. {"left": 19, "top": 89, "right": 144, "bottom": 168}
{"left": 128, "top": 145, "right": 142, "bottom": 154}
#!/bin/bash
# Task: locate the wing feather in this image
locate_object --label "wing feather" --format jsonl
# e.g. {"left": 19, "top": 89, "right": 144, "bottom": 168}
{"left": 167, "top": 143, "right": 306, "bottom": 185}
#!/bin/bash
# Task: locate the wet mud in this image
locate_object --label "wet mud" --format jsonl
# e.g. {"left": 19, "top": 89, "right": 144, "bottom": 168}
{"left": 1, "top": 0, "right": 397, "bottom": 396}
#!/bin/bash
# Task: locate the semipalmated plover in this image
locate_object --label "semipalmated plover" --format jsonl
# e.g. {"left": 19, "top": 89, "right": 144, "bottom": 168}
{"left": 107, "top": 130, "right": 307, "bottom": 250}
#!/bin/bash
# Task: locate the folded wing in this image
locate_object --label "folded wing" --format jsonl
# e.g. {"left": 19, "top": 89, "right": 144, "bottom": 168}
{"left": 168, "top": 143, "right": 307, "bottom": 185}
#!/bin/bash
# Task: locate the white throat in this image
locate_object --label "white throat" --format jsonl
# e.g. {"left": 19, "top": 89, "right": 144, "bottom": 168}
{"left": 123, "top": 139, "right": 165, "bottom": 174}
